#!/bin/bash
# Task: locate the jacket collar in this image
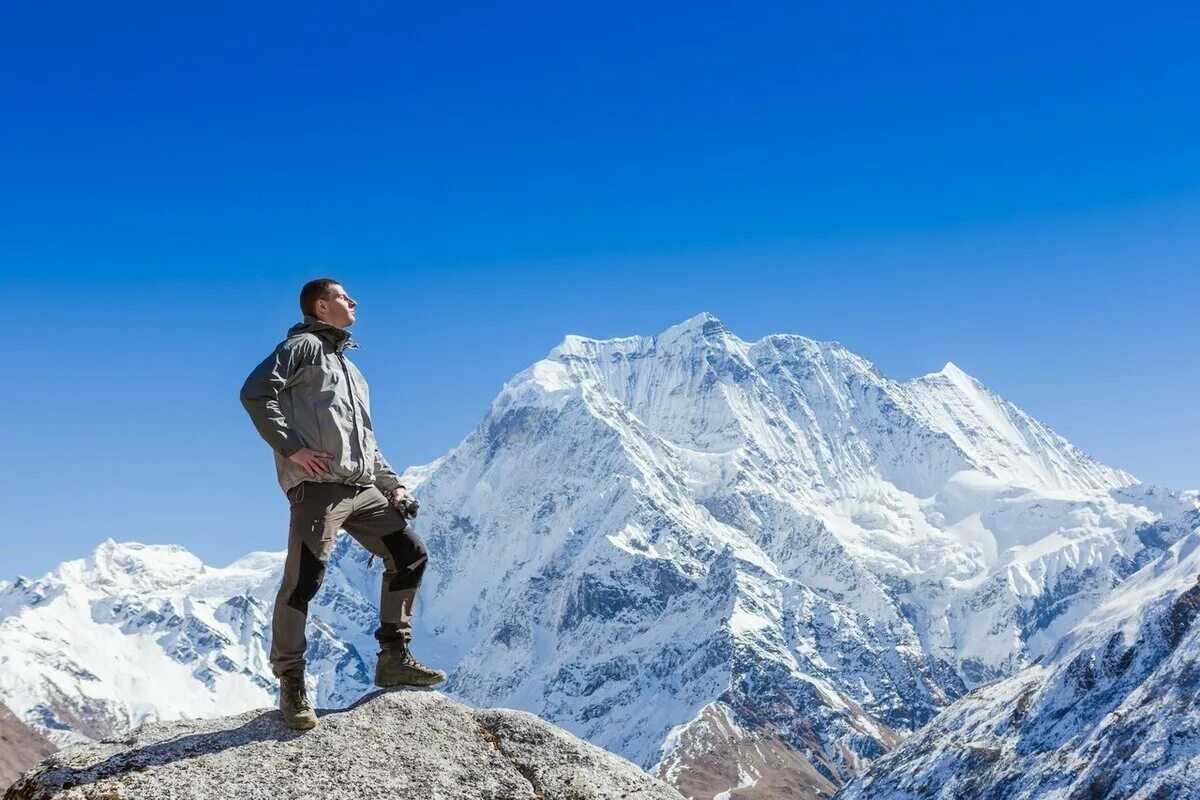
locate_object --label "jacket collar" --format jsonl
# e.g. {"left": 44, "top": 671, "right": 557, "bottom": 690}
{"left": 286, "top": 314, "right": 360, "bottom": 353}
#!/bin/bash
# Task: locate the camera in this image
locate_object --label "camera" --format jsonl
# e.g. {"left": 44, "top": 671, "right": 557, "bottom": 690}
{"left": 389, "top": 494, "right": 420, "bottom": 520}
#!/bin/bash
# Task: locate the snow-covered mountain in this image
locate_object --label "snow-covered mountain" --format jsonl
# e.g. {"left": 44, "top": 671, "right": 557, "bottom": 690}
{"left": 2, "top": 313, "right": 1195, "bottom": 799}
{"left": 0, "top": 539, "right": 383, "bottom": 748}
{"left": 837, "top": 529, "right": 1200, "bottom": 799}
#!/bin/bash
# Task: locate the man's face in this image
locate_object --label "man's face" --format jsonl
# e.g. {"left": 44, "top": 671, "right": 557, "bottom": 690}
{"left": 315, "top": 284, "right": 357, "bottom": 328}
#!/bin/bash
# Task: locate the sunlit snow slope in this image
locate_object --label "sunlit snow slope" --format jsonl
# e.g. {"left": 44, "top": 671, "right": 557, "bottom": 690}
{"left": 391, "top": 313, "right": 1195, "bottom": 798}
{"left": 2, "top": 314, "right": 1195, "bottom": 800}
{"left": 837, "top": 530, "right": 1200, "bottom": 799}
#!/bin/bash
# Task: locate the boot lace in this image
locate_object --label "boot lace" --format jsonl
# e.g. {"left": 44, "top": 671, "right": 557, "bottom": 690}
{"left": 401, "top": 650, "right": 429, "bottom": 669}
{"left": 281, "top": 677, "right": 312, "bottom": 710}
{"left": 385, "top": 641, "right": 430, "bottom": 670}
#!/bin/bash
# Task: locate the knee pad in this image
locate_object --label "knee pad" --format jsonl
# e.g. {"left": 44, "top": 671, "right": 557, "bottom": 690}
{"left": 286, "top": 540, "right": 328, "bottom": 613}
{"left": 381, "top": 529, "right": 428, "bottom": 592}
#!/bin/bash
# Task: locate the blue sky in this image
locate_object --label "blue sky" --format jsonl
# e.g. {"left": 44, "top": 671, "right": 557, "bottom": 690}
{"left": 3, "top": 2, "right": 1197, "bottom": 578}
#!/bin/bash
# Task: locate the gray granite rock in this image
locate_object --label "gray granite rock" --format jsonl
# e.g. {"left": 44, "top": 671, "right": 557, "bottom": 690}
{"left": 5, "top": 689, "right": 684, "bottom": 800}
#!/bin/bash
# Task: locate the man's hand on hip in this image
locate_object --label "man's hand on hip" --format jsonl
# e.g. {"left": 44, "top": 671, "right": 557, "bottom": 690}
{"left": 289, "top": 447, "right": 334, "bottom": 476}
{"left": 387, "top": 486, "right": 420, "bottom": 519}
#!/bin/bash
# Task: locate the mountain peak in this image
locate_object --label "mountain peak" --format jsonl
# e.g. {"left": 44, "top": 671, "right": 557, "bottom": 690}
{"left": 679, "top": 311, "right": 722, "bottom": 329}
{"left": 89, "top": 539, "right": 196, "bottom": 563}
{"left": 655, "top": 312, "right": 729, "bottom": 346}
{"left": 911, "top": 360, "right": 979, "bottom": 387}
{"left": 939, "top": 361, "right": 970, "bottom": 380}
{"left": 934, "top": 360, "right": 989, "bottom": 393}
{"left": 547, "top": 313, "right": 731, "bottom": 362}
{"left": 76, "top": 539, "right": 206, "bottom": 590}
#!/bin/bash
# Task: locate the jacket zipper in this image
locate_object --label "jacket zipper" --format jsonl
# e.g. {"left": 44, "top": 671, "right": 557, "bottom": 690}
{"left": 336, "top": 350, "right": 368, "bottom": 483}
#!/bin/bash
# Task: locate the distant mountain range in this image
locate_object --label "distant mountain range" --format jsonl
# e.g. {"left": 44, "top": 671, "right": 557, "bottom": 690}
{"left": 3, "top": 313, "right": 1196, "bottom": 799}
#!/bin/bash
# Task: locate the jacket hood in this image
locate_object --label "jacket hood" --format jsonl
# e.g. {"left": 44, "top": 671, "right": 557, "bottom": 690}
{"left": 286, "top": 314, "right": 360, "bottom": 352}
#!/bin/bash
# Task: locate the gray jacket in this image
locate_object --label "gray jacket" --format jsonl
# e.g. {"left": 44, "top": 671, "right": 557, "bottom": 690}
{"left": 239, "top": 314, "right": 403, "bottom": 497}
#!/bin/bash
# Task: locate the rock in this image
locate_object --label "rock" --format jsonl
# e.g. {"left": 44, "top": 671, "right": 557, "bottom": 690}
{"left": 5, "top": 689, "right": 684, "bottom": 800}
{"left": 835, "top": 533, "right": 1200, "bottom": 800}
{"left": 0, "top": 702, "right": 56, "bottom": 790}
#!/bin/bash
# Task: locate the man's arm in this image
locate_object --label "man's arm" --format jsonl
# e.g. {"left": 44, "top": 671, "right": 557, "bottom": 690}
{"left": 372, "top": 443, "right": 404, "bottom": 495}
{"left": 239, "top": 337, "right": 319, "bottom": 458}
{"left": 375, "top": 448, "right": 418, "bottom": 518}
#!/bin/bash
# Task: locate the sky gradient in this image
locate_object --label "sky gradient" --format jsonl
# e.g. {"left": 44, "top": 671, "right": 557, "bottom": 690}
{"left": 3, "top": 2, "right": 1198, "bottom": 579}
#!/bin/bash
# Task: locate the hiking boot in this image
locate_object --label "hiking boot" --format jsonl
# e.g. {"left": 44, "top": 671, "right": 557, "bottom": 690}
{"left": 375, "top": 638, "right": 446, "bottom": 687}
{"left": 278, "top": 673, "right": 318, "bottom": 730}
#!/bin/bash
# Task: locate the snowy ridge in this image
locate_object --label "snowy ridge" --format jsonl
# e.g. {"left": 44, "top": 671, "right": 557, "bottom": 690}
{"left": 396, "top": 313, "right": 1191, "bottom": 796}
{"left": 837, "top": 527, "right": 1200, "bottom": 799}
{"left": 0, "top": 538, "right": 386, "bottom": 747}
{"left": 1, "top": 313, "right": 1194, "bottom": 800}
{"left": 906, "top": 362, "right": 1135, "bottom": 493}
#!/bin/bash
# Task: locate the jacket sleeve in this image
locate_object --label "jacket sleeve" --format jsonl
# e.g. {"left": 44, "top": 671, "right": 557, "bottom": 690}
{"left": 372, "top": 444, "right": 404, "bottom": 494}
{"left": 239, "top": 336, "right": 319, "bottom": 458}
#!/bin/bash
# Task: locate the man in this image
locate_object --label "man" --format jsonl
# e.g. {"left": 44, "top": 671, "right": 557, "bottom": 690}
{"left": 239, "top": 278, "right": 445, "bottom": 731}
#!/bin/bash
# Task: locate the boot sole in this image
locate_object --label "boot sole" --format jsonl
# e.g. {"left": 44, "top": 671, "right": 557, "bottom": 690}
{"left": 374, "top": 673, "right": 447, "bottom": 688}
{"left": 375, "top": 677, "right": 446, "bottom": 688}
{"left": 282, "top": 715, "right": 317, "bottom": 730}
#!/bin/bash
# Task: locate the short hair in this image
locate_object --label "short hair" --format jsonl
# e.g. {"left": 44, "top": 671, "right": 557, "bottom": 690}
{"left": 300, "top": 278, "right": 341, "bottom": 317}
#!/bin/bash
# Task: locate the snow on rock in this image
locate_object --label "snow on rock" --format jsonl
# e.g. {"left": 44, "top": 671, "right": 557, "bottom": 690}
{"left": 836, "top": 529, "right": 1200, "bottom": 800}
{"left": 1, "top": 314, "right": 1195, "bottom": 800}
{"left": 0, "top": 537, "right": 387, "bottom": 748}
{"left": 395, "top": 314, "right": 1193, "bottom": 797}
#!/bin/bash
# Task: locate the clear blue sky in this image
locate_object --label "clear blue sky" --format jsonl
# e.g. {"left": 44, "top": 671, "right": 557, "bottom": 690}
{"left": 3, "top": 2, "right": 1197, "bottom": 579}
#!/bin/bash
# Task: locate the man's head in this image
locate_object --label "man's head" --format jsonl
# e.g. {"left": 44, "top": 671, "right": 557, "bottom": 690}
{"left": 300, "top": 278, "right": 357, "bottom": 328}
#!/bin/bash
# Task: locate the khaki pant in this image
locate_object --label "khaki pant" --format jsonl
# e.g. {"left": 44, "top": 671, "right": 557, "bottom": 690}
{"left": 270, "top": 481, "right": 429, "bottom": 678}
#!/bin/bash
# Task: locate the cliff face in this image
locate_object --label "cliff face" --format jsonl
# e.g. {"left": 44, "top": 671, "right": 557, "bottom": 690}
{"left": 6, "top": 688, "right": 684, "bottom": 800}
{"left": 0, "top": 703, "right": 55, "bottom": 791}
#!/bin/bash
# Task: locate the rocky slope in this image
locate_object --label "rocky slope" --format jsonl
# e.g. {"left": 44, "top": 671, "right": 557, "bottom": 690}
{"left": 2, "top": 313, "right": 1196, "bottom": 799}
{"left": 837, "top": 530, "right": 1200, "bottom": 800}
{"left": 0, "top": 703, "right": 55, "bottom": 791}
{"left": 6, "top": 688, "right": 683, "bottom": 800}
